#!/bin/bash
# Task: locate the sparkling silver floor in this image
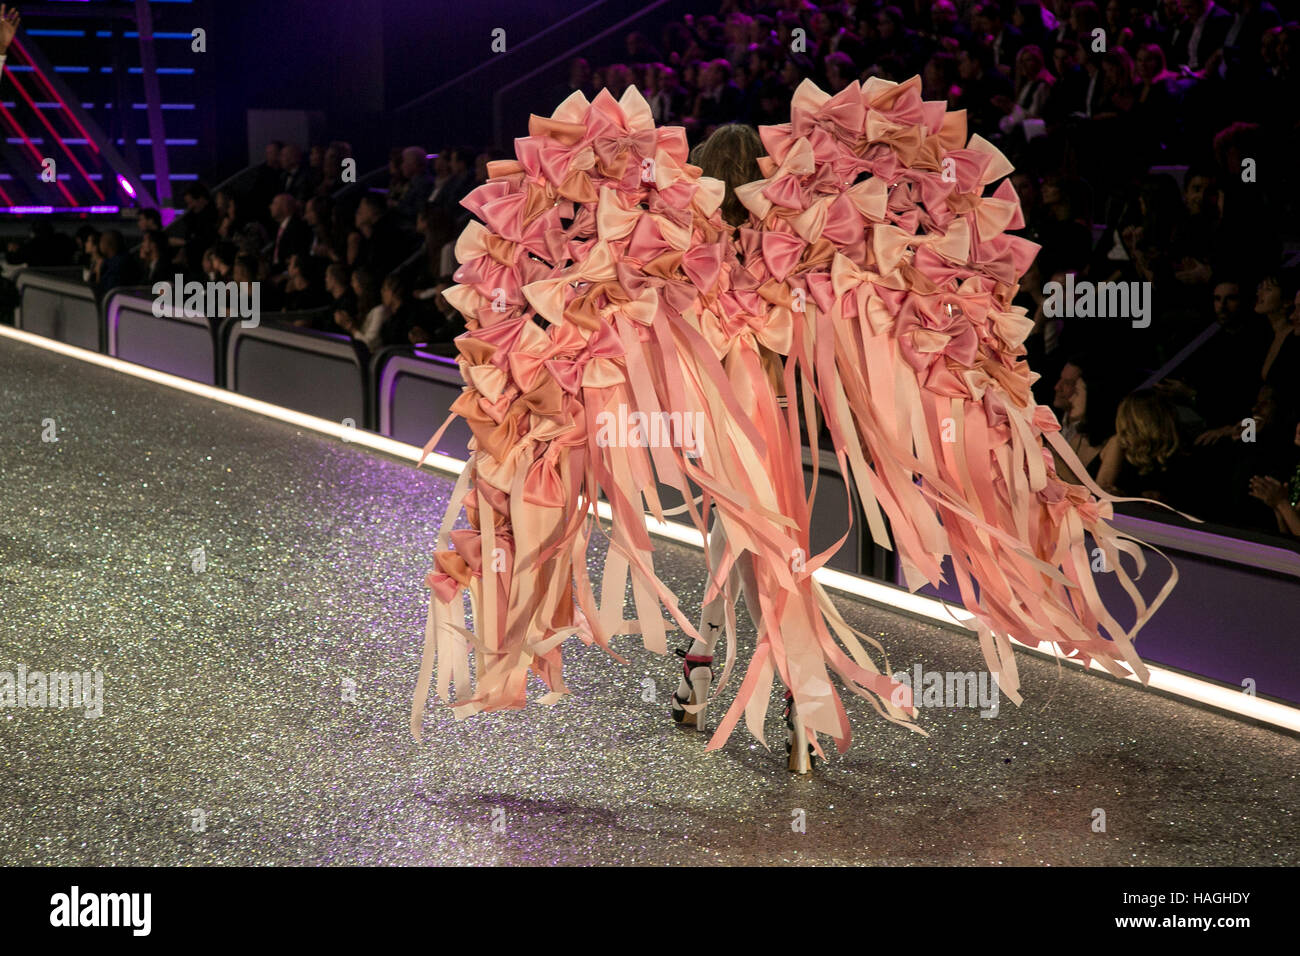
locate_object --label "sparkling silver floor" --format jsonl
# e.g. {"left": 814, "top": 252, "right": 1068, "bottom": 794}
{"left": 0, "top": 334, "right": 1296, "bottom": 866}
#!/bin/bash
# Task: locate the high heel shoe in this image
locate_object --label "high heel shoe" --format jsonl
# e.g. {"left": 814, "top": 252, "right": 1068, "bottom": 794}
{"left": 670, "top": 647, "right": 713, "bottom": 732}
{"left": 784, "top": 690, "right": 816, "bottom": 774}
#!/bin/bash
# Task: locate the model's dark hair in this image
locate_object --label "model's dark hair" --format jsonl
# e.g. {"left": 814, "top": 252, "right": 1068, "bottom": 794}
{"left": 689, "top": 123, "right": 763, "bottom": 227}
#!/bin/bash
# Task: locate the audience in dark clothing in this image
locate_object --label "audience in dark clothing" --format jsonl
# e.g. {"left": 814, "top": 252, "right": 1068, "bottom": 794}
{"left": 269, "top": 194, "right": 313, "bottom": 275}
{"left": 93, "top": 230, "right": 141, "bottom": 300}
{"left": 353, "top": 195, "right": 417, "bottom": 280}
{"left": 176, "top": 182, "right": 218, "bottom": 277}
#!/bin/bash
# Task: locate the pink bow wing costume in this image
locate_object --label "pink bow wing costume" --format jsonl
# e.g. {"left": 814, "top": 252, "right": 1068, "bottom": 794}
{"left": 738, "top": 76, "right": 1179, "bottom": 707}
{"left": 411, "top": 86, "right": 913, "bottom": 752}
{"left": 412, "top": 78, "right": 1177, "bottom": 760}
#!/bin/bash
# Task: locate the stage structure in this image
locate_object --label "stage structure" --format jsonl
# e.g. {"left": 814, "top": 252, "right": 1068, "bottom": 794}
{"left": 0, "top": 0, "right": 205, "bottom": 218}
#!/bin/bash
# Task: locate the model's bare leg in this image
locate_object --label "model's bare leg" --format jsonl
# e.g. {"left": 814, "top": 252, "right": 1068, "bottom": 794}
{"left": 670, "top": 514, "right": 735, "bottom": 731}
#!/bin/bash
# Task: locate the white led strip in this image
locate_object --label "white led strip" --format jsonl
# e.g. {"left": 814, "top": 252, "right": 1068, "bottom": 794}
{"left": 4, "top": 321, "right": 1297, "bottom": 735}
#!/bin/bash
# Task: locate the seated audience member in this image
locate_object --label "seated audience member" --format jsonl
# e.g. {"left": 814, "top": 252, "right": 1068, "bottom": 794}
{"left": 392, "top": 147, "right": 435, "bottom": 230}
{"left": 175, "top": 182, "right": 219, "bottom": 275}
{"left": 1174, "top": 0, "right": 1232, "bottom": 71}
{"left": 315, "top": 141, "right": 353, "bottom": 198}
{"left": 94, "top": 230, "right": 141, "bottom": 299}
{"left": 1249, "top": 417, "right": 1300, "bottom": 539}
{"left": 995, "top": 44, "right": 1054, "bottom": 138}
{"left": 305, "top": 196, "right": 342, "bottom": 262}
{"left": 408, "top": 202, "right": 457, "bottom": 296}
{"left": 425, "top": 147, "right": 456, "bottom": 207}
{"left": 211, "top": 241, "right": 238, "bottom": 281}
{"left": 1158, "top": 278, "right": 1271, "bottom": 426}
{"left": 281, "top": 253, "right": 330, "bottom": 318}
{"left": 75, "top": 226, "right": 101, "bottom": 278}
{"left": 1052, "top": 356, "right": 1125, "bottom": 480}
{"left": 378, "top": 272, "right": 427, "bottom": 347}
{"left": 1195, "top": 382, "right": 1294, "bottom": 528}
{"left": 135, "top": 207, "right": 163, "bottom": 237}
{"left": 334, "top": 266, "right": 388, "bottom": 351}
{"left": 1195, "top": 272, "right": 1300, "bottom": 445}
{"left": 216, "top": 191, "right": 254, "bottom": 242}
{"left": 249, "top": 140, "right": 283, "bottom": 225}
{"left": 435, "top": 145, "right": 476, "bottom": 214}
{"left": 322, "top": 263, "right": 357, "bottom": 336}
{"left": 214, "top": 189, "right": 234, "bottom": 232}
{"left": 269, "top": 193, "right": 312, "bottom": 276}
{"left": 352, "top": 194, "right": 415, "bottom": 279}
{"left": 234, "top": 216, "right": 270, "bottom": 259}
{"left": 139, "top": 230, "right": 170, "bottom": 286}
{"left": 232, "top": 252, "right": 277, "bottom": 314}
{"left": 953, "top": 42, "right": 1012, "bottom": 136}
{"left": 1096, "top": 389, "right": 1193, "bottom": 504}
{"left": 1260, "top": 277, "right": 1300, "bottom": 418}
{"left": 232, "top": 254, "right": 259, "bottom": 287}
{"left": 199, "top": 246, "right": 219, "bottom": 281}
{"left": 279, "top": 143, "right": 320, "bottom": 203}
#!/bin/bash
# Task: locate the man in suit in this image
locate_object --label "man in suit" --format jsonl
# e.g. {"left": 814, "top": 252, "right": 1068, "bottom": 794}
{"left": 974, "top": 2, "right": 1024, "bottom": 76}
{"left": 954, "top": 42, "right": 1014, "bottom": 136}
{"left": 249, "top": 140, "right": 283, "bottom": 228}
{"left": 392, "top": 147, "right": 434, "bottom": 230}
{"left": 138, "top": 230, "right": 170, "bottom": 286}
{"left": 1075, "top": 34, "right": 1107, "bottom": 116}
{"left": 269, "top": 193, "right": 312, "bottom": 276}
{"left": 696, "top": 59, "right": 743, "bottom": 129}
{"left": 1177, "top": 0, "right": 1233, "bottom": 69}
{"left": 175, "top": 182, "right": 218, "bottom": 276}
{"left": 431, "top": 146, "right": 475, "bottom": 216}
{"left": 278, "top": 144, "right": 319, "bottom": 203}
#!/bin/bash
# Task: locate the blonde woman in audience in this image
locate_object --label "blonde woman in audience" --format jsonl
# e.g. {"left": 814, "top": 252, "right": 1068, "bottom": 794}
{"left": 1097, "top": 389, "right": 1188, "bottom": 503}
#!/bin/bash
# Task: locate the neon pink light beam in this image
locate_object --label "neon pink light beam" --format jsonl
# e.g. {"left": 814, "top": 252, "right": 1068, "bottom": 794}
{"left": 0, "top": 101, "right": 79, "bottom": 206}
{"left": 1, "top": 69, "right": 105, "bottom": 200}
{"left": 11, "top": 38, "right": 101, "bottom": 156}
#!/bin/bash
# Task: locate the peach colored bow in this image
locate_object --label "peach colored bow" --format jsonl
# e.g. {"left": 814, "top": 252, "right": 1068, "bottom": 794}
{"left": 872, "top": 219, "right": 971, "bottom": 275}
{"left": 791, "top": 79, "right": 867, "bottom": 141}
{"left": 897, "top": 295, "right": 980, "bottom": 396}
{"left": 523, "top": 241, "right": 618, "bottom": 326}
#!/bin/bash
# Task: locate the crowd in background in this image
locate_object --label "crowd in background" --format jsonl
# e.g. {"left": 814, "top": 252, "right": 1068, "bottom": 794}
{"left": 4, "top": 0, "right": 1300, "bottom": 543}
{"left": 531, "top": 0, "right": 1300, "bottom": 539}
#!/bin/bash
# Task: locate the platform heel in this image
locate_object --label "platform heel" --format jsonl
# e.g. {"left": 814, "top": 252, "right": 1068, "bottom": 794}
{"left": 784, "top": 690, "right": 816, "bottom": 774}
{"left": 670, "top": 648, "right": 713, "bottom": 732}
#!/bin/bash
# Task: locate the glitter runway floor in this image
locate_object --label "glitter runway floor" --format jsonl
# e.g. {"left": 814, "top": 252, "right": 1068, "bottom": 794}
{"left": 1, "top": 334, "right": 1297, "bottom": 866}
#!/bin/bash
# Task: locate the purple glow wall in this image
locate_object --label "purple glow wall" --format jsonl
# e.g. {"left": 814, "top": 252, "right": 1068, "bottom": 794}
{"left": 901, "top": 527, "right": 1300, "bottom": 708}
